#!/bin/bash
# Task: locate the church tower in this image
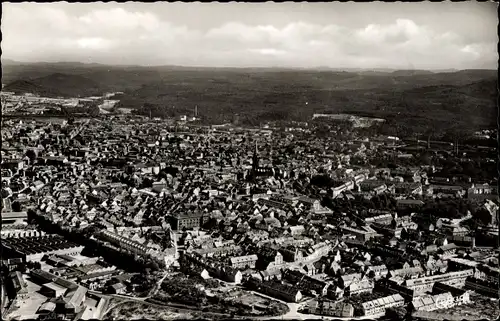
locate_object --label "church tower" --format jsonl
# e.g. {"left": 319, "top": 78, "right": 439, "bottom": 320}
{"left": 252, "top": 141, "right": 260, "bottom": 172}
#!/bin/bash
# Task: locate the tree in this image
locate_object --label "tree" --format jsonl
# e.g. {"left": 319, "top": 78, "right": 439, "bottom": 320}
{"left": 26, "top": 149, "right": 37, "bottom": 164}
{"left": 475, "top": 208, "right": 493, "bottom": 226}
{"left": 311, "top": 175, "right": 334, "bottom": 188}
{"left": 148, "top": 260, "right": 160, "bottom": 271}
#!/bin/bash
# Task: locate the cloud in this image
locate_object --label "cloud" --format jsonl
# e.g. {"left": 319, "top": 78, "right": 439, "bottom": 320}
{"left": 76, "top": 38, "right": 114, "bottom": 50}
{"left": 1, "top": 4, "right": 497, "bottom": 69}
{"left": 249, "top": 48, "right": 287, "bottom": 56}
{"left": 78, "top": 7, "right": 162, "bottom": 35}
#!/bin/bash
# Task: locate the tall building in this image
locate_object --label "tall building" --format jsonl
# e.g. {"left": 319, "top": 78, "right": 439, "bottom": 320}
{"left": 250, "top": 142, "right": 274, "bottom": 180}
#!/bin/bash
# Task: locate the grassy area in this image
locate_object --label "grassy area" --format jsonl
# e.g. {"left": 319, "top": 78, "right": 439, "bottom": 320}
{"left": 218, "top": 288, "right": 290, "bottom": 316}
{"left": 107, "top": 302, "right": 195, "bottom": 320}
{"left": 154, "top": 273, "right": 289, "bottom": 317}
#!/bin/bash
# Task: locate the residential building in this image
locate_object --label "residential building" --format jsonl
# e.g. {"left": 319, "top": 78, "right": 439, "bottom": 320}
{"left": 229, "top": 254, "right": 258, "bottom": 269}
{"left": 246, "top": 278, "right": 302, "bottom": 303}
{"left": 362, "top": 294, "right": 405, "bottom": 316}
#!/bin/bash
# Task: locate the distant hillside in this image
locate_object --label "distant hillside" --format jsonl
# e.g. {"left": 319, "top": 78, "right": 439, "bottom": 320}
{"left": 390, "top": 70, "right": 435, "bottom": 76}
{"left": 2, "top": 61, "right": 495, "bottom": 92}
{"left": 122, "top": 74, "right": 497, "bottom": 134}
{"left": 349, "top": 78, "right": 498, "bottom": 133}
{"left": 2, "top": 61, "right": 496, "bottom": 134}
{"left": 3, "top": 73, "right": 106, "bottom": 98}
{"left": 32, "top": 73, "right": 105, "bottom": 97}
{"left": 1, "top": 58, "right": 21, "bottom": 66}
{"left": 3, "top": 79, "right": 64, "bottom": 97}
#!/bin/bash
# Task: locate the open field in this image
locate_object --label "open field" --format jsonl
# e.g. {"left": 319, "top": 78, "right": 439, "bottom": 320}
{"left": 106, "top": 302, "right": 196, "bottom": 320}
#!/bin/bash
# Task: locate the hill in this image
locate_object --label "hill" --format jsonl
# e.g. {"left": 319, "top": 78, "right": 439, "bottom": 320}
{"left": 31, "top": 73, "right": 105, "bottom": 97}
{"left": 2, "top": 61, "right": 495, "bottom": 91}
{"left": 3, "top": 73, "right": 106, "bottom": 98}
{"left": 115, "top": 69, "right": 497, "bottom": 131}
{"left": 390, "top": 70, "right": 435, "bottom": 76}
{"left": 3, "top": 79, "right": 64, "bottom": 97}
{"left": 2, "top": 62, "right": 496, "bottom": 134}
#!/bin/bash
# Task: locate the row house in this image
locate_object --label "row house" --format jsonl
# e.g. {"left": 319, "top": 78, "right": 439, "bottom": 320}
{"left": 364, "top": 213, "right": 393, "bottom": 225}
{"left": 404, "top": 269, "right": 474, "bottom": 295}
{"left": 282, "top": 269, "right": 330, "bottom": 297}
{"left": 366, "top": 264, "right": 389, "bottom": 280}
{"left": 99, "top": 230, "right": 148, "bottom": 255}
{"left": 464, "top": 277, "right": 499, "bottom": 298}
{"left": 361, "top": 294, "right": 405, "bottom": 316}
{"left": 332, "top": 181, "right": 355, "bottom": 198}
{"left": 411, "top": 292, "right": 454, "bottom": 312}
{"left": 271, "top": 195, "right": 299, "bottom": 206}
{"left": 246, "top": 278, "right": 302, "bottom": 303}
{"left": 389, "top": 267, "right": 425, "bottom": 280}
{"left": 346, "top": 279, "right": 374, "bottom": 297}
{"left": 308, "top": 301, "right": 354, "bottom": 318}
{"left": 432, "top": 282, "right": 471, "bottom": 305}
{"left": 370, "top": 244, "right": 406, "bottom": 259}
{"left": 1, "top": 229, "right": 46, "bottom": 239}
{"left": 229, "top": 254, "right": 258, "bottom": 269}
{"left": 377, "top": 279, "right": 415, "bottom": 301}
{"left": 341, "top": 225, "right": 378, "bottom": 242}
{"left": 181, "top": 253, "right": 243, "bottom": 284}
{"left": 467, "top": 184, "right": 498, "bottom": 201}
{"left": 210, "top": 265, "right": 243, "bottom": 284}
{"left": 430, "top": 185, "right": 466, "bottom": 198}
{"left": 257, "top": 198, "right": 292, "bottom": 211}
{"left": 447, "top": 258, "right": 478, "bottom": 273}
{"left": 193, "top": 244, "right": 243, "bottom": 258}
{"left": 474, "top": 265, "right": 500, "bottom": 285}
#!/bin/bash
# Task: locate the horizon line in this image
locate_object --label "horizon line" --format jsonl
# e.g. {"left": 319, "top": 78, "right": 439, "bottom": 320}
{"left": 2, "top": 58, "right": 497, "bottom": 72}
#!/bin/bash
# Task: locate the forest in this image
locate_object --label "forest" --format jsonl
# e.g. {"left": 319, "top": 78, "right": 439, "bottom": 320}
{"left": 3, "top": 61, "right": 496, "bottom": 136}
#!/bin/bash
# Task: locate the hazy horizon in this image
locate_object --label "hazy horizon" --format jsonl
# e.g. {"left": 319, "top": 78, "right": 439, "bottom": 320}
{"left": 2, "top": 2, "right": 498, "bottom": 70}
{"left": 2, "top": 57, "right": 496, "bottom": 72}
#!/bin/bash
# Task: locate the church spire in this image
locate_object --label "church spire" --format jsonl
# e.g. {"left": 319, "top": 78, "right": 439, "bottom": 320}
{"left": 253, "top": 141, "right": 259, "bottom": 168}
{"left": 251, "top": 141, "right": 260, "bottom": 179}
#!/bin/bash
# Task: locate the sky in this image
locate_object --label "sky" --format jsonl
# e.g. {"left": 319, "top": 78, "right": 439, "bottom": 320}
{"left": 2, "top": 2, "right": 498, "bottom": 69}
